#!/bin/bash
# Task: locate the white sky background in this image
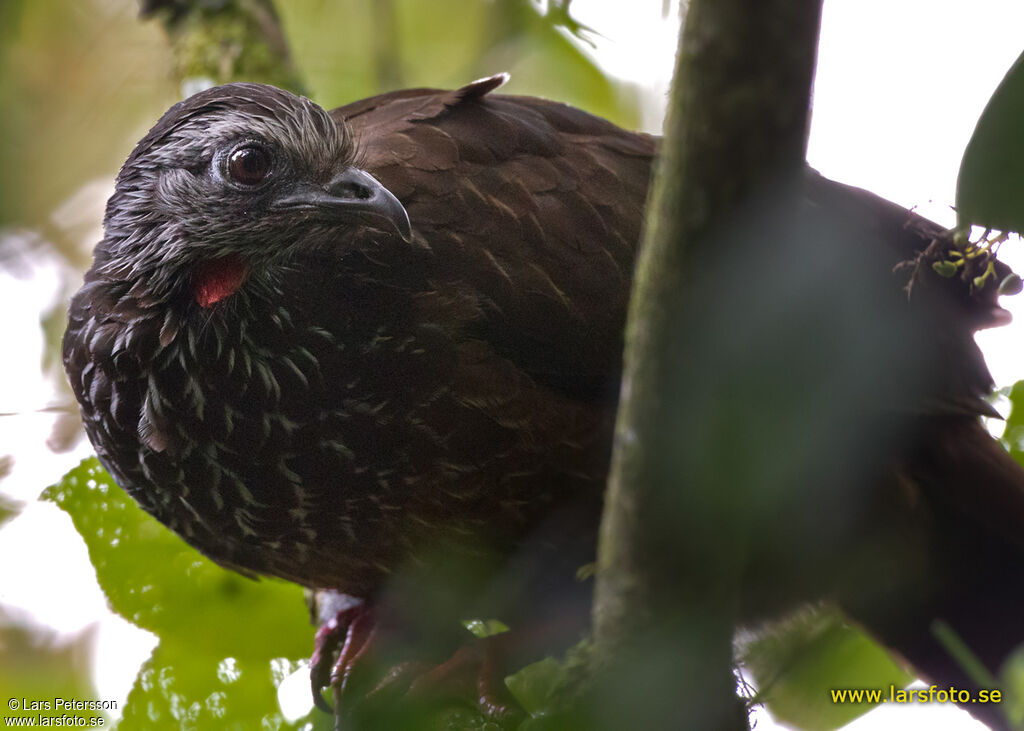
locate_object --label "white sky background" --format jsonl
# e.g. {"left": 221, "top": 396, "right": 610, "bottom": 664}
{"left": 0, "top": 1, "right": 1021, "bottom": 729}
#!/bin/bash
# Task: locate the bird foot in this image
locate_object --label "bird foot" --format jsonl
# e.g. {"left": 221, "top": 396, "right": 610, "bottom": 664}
{"left": 310, "top": 602, "right": 521, "bottom": 725}
{"left": 402, "top": 634, "right": 521, "bottom": 719}
{"left": 309, "top": 601, "right": 378, "bottom": 715}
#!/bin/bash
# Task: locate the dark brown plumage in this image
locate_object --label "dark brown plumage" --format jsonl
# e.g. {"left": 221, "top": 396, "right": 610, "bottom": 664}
{"left": 63, "top": 75, "right": 1024, "bottom": 728}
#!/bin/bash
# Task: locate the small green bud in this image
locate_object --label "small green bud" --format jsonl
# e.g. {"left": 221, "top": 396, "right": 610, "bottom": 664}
{"left": 999, "top": 273, "right": 1023, "bottom": 296}
{"left": 932, "top": 260, "right": 958, "bottom": 277}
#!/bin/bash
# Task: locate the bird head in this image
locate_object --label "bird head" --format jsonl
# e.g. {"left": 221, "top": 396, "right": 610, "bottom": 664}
{"left": 96, "top": 83, "right": 411, "bottom": 305}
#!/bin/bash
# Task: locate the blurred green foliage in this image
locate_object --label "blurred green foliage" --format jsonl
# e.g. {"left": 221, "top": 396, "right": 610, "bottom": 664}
{"left": 274, "top": 0, "right": 635, "bottom": 129}
{"left": 43, "top": 458, "right": 311, "bottom": 729}
{"left": 0, "top": 0, "right": 177, "bottom": 248}
{"left": 1002, "top": 379, "right": 1024, "bottom": 468}
{"left": 0, "top": 486, "right": 19, "bottom": 527}
{"left": 997, "top": 380, "right": 1024, "bottom": 728}
{"left": 42, "top": 460, "right": 309, "bottom": 657}
{"left": 0, "top": 610, "right": 104, "bottom": 727}
{"left": 740, "top": 608, "right": 913, "bottom": 731}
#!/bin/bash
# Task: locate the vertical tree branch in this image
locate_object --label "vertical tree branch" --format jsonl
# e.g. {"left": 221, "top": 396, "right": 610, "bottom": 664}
{"left": 140, "top": 0, "right": 305, "bottom": 94}
{"left": 592, "top": 0, "right": 823, "bottom": 727}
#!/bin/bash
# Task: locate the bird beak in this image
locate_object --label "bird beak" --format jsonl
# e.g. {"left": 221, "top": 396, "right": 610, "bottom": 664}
{"left": 274, "top": 167, "right": 413, "bottom": 242}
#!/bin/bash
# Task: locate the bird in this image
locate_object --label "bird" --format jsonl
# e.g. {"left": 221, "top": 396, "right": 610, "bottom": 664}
{"left": 62, "top": 74, "right": 1024, "bottom": 729}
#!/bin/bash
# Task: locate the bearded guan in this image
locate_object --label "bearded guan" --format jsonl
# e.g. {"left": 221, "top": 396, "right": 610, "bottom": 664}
{"left": 63, "top": 75, "right": 1024, "bottom": 728}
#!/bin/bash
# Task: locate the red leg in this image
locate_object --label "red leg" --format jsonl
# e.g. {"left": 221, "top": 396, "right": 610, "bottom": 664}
{"left": 405, "top": 634, "right": 521, "bottom": 720}
{"left": 309, "top": 602, "right": 375, "bottom": 714}
{"left": 330, "top": 606, "right": 377, "bottom": 709}
{"left": 311, "top": 604, "right": 526, "bottom": 723}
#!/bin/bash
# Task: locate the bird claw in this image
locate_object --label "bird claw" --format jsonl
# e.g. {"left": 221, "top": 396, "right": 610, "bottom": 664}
{"left": 309, "top": 603, "right": 377, "bottom": 716}
{"left": 310, "top": 619, "right": 341, "bottom": 713}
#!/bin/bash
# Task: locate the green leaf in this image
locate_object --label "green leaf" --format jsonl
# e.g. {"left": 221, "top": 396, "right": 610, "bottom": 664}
{"left": 999, "top": 645, "right": 1024, "bottom": 729}
{"left": 118, "top": 643, "right": 307, "bottom": 731}
{"left": 740, "top": 606, "right": 913, "bottom": 731}
{"left": 505, "top": 658, "right": 566, "bottom": 717}
{"left": 464, "top": 618, "right": 511, "bottom": 639}
{"left": 999, "top": 273, "right": 1024, "bottom": 295}
{"left": 957, "top": 49, "right": 1024, "bottom": 232}
{"left": 1000, "top": 380, "right": 1024, "bottom": 469}
{"left": 44, "top": 459, "right": 313, "bottom": 729}
{"left": 0, "top": 487, "right": 20, "bottom": 528}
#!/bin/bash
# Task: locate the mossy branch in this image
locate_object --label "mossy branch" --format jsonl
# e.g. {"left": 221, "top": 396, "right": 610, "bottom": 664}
{"left": 140, "top": 0, "right": 305, "bottom": 94}
{"left": 589, "top": 0, "right": 824, "bottom": 728}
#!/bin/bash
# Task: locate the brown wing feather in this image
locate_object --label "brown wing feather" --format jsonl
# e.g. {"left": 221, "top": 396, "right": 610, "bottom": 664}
{"left": 332, "top": 78, "right": 655, "bottom": 399}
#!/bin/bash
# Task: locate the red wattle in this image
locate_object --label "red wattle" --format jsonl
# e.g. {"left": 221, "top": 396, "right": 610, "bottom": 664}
{"left": 194, "top": 255, "right": 247, "bottom": 308}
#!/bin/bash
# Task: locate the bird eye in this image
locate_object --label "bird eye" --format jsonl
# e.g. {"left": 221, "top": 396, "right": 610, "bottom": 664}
{"left": 226, "top": 145, "right": 272, "bottom": 186}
